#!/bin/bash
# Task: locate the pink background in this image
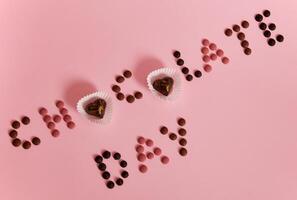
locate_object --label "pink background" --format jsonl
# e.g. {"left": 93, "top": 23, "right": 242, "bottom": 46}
{"left": 0, "top": 0, "right": 297, "bottom": 199}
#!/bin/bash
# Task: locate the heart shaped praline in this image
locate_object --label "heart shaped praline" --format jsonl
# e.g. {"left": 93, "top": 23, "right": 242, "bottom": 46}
{"left": 85, "top": 99, "right": 106, "bottom": 119}
{"left": 152, "top": 76, "right": 174, "bottom": 96}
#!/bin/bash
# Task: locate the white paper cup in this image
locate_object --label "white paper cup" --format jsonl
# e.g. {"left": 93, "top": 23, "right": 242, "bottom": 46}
{"left": 147, "top": 67, "right": 181, "bottom": 101}
{"left": 76, "top": 91, "right": 112, "bottom": 124}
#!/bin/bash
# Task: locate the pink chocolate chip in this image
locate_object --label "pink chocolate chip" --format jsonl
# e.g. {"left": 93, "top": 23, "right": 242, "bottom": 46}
{"left": 202, "top": 39, "right": 209, "bottom": 46}
{"left": 56, "top": 100, "right": 64, "bottom": 108}
{"left": 53, "top": 115, "right": 61, "bottom": 123}
{"left": 47, "top": 122, "right": 55, "bottom": 129}
{"left": 201, "top": 47, "right": 209, "bottom": 54}
{"left": 135, "top": 145, "right": 144, "bottom": 153}
{"left": 202, "top": 55, "right": 210, "bottom": 63}
{"left": 51, "top": 129, "right": 60, "bottom": 137}
{"left": 210, "top": 53, "right": 217, "bottom": 60}
{"left": 137, "top": 153, "right": 146, "bottom": 162}
{"left": 153, "top": 147, "right": 162, "bottom": 156}
{"left": 139, "top": 164, "right": 148, "bottom": 173}
{"left": 216, "top": 49, "right": 224, "bottom": 57}
{"left": 67, "top": 121, "right": 75, "bottom": 129}
{"left": 146, "top": 152, "right": 154, "bottom": 159}
{"left": 39, "top": 107, "right": 48, "bottom": 115}
{"left": 209, "top": 43, "right": 217, "bottom": 50}
{"left": 161, "top": 156, "right": 170, "bottom": 164}
{"left": 204, "top": 64, "right": 212, "bottom": 72}
{"left": 222, "top": 57, "right": 230, "bottom": 64}
{"left": 137, "top": 137, "right": 145, "bottom": 144}
{"left": 145, "top": 139, "right": 154, "bottom": 147}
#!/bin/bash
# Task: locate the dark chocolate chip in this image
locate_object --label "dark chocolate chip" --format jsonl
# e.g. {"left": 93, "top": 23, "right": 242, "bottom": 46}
{"left": 85, "top": 99, "right": 106, "bottom": 119}
{"left": 276, "top": 34, "right": 284, "bottom": 42}
{"left": 121, "top": 170, "right": 129, "bottom": 178}
{"left": 21, "top": 116, "right": 30, "bottom": 125}
{"left": 241, "top": 20, "right": 249, "bottom": 28}
{"left": 173, "top": 51, "right": 181, "bottom": 58}
{"left": 113, "top": 152, "right": 121, "bottom": 160}
{"left": 259, "top": 22, "right": 267, "bottom": 30}
{"left": 102, "top": 151, "right": 111, "bottom": 159}
{"left": 179, "top": 147, "right": 187, "bottom": 156}
{"left": 169, "top": 133, "right": 177, "bottom": 141}
{"left": 268, "top": 23, "right": 276, "bottom": 31}
{"left": 244, "top": 48, "right": 252, "bottom": 55}
{"left": 126, "top": 95, "right": 135, "bottom": 103}
{"left": 194, "top": 70, "right": 202, "bottom": 78}
{"left": 134, "top": 91, "right": 143, "bottom": 99}
{"left": 112, "top": 85, "right": 121, "bottom": 93}
{"left": 268, "top": 38, "right": 276, "bottom": 46}
{"left": 120, "top": 160, "right": 127, "bottom": 168}
{"left": 241, "top": 40, "right": 249, "bottom": 48}
{"left": 116, "top": 93, "right": 125, "bottom": 101}
{"left": 22, "top": 141, "right": 31, "bottom": 149}
{"left": 11, "top": 121, "right": 20, "bottom": 129}
{"left": 106, "top": 181, "right": 115, "bottom": 189}
{"left": 116, "top": 178, "right": 124, "bottom": 186}
{"left": 181, "top": 67, "right": 189, "bottom": 74}
{"left": 263, "top": 10, "right": 271, "bottom": 17}
{"left": 9, "top": 130, "right": 18, "bottom": 138}
{"left": 224, "top": 28, "right": 233, "bottom": 36}
{"left": 237, "top": 32, "right": 245, "bottom": 41}
{"left": 98, "top": 163, "right": 106, "bottom": 171}
{"left": 116, "top": 76, "right": 125, "bottom": 83}
{"left": 179, "top": 138, "right": 187, "bottom": 146}
{"left": 263, "top": 30, "right": 271, "bottom": 38}
{"left": 31, "top": 137, "right": 41, "bottom": 145}
{"left": 232, "top": 24, "right": 240, "bottom": 32}
{"left": 95, "top": 155, "right": 103, "bottom": 163}
{"left": 123, "top": 70, "right": 132, "bottom": 78}
{"left": 102, "top": 171, "right": 110, "bottom": 179}
{"left": 178, "top": 128, "right": 187, "bottom": 136}
{"left": 176, "top": 59, "right": 184, "bottom": 66}
{"left": 153, "top": 77, "right": 174, "bottom": 96}
{"left": 255, "top": 14, "right": 263, "bottom": 22}
{"left": 177, "top": 118, "right": 186, "bottom": 126}
{"left": 160, "top": 126, "right": 168, "bottom": 135}
{"left": 186, "top": 74, "right": 193, "bottom": 81}
{"left": 12, "top": 138, "right": 21, "bottom": 147}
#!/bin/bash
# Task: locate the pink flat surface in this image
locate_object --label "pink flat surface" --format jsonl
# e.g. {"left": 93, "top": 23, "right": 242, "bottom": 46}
{"left": 1, "top": 0, "right": 297, "bottom": 199}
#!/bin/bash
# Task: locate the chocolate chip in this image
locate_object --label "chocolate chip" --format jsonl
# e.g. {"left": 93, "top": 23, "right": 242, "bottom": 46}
{"left": 102, "top": 151, "right": 111, "bottom": 159}
{"left": 12, "top": 138, "right": 21, "bottom": 147}
{"left": 113, "top": 152, "right": 121, "bottom": 160}
{"left": 95, "top": 155, "right": 103, "bottom": 163}
{"left": 126, "top": 95, "right": 135, "bottom": 103}
{"left": 106, "top": 181, "right": 115, "bottom": 189}
{"left": 276, "top": 34, "right": 284, "bottom": 42}
{"left": 169, "top": 133, "right": 177, "bottom": 141}
{"left": 173, "top": 51, "right": 181, "bottom": 58}
{"left": 39, "top": 107, "right": 48, "bottom": 115}
{"left": 244, "top": 48, "right": 252, "bottom": 55}
{"left": 67, "top": 121, "right": 75, "bottom": 129}
{"left": 11, "top": 121, "right": 20, "bottom": 129}
{"left": 176, "top": 59, "right": 184, "bottom": 66}
{"left": 139, "top": 164, "right": 148, "bottom": 173}
{"left": 98, "top": 163, "right": 106, "bottom": 171}
{"left": 21, "top": 116, "right": 30, "bottom": 125}
{"left": 241, "top": 20, "right": 249, "bottom": 28}
{"left": 53, "top": 115, "right": 62, "bottom": 123}
{"left": 121, "top": 170, "right": 129, "bottom": 178}
{"left": 178, "top": 128, "right": 187, "bottom": 136}
{"left": 259, "top": 22, "right": 267, "bottom": 30}
{"left": 123, "top": 70, "right": 132, "bottom": 78}
{"left": 255, "top": 14, "right": 263, "bottom": 22}
{"left": 153, "top": 77, "right": 174, "bottom": 96}
{"left": 134, "top": 91, "right": 143, "bottom": 99}
{"left": 120, "top": 160, "right": 127, "bottom": 168}
{"left": 224, "top": 28, "right": 233, "bottom": 36}
{"left": 116, "top": 178, "right": 124, "bottom": 186}
{"left": 179, "top": 147, "right": 188, "bottom": 156}
{"left": 232, "top": 24, "right": 240, "bottom": 32}
{"left": 116, "top": 93, "right": 125, "bottom": 101}
{"left": 160, "top": 156, "right": 170, "bottom": 164}
{"left": 116, "top": 76, "right": 125, "bottom": 83}
{"left": 179, "top": 138, "right": 187, "bottom": 146}
{"left": 263, "top": 10, "right": 271, "bottom": 17}
{"left": 31, "top": 137, "right": 41, "bottom": 145}
{"left": 241, "top": 40, "right": 249, "bottom": 48}
{"left": 102, "top": 171, "right": 110, "bottom": 179}
{"left": 22, "top": 141, "right": 31, "bottom": 149}
{"left": 177, "top": 118, "right": 186, "bottom": 126}
{"left": 181, "top": 67, "right": 189, "bottom": 74}
{"left": 9, "top": 130, "right": 18, "bottom": 138}
{"left": 160, "top": 126, "right": 168, "bottom": 135}
{"left": 56, "top": 100, "right": 64, "bottom": 108}
{"left": 263, "top": 30, "right": 271, "bottom": 37}
{"left": 186, "top": 74, "right": 193, "bottom": 81}
{"left": 85, "top": 99, "right": 106, "bottom": 119}
{"left": 237, "top": 32, "right": 245, "bottom": 41}
{"left": 112, "top": 85, "right": 121, "bottom": 93}
{"left": 268, "top": 38, "right": 276, "bottom": 46}
{"left": 268, "top": 23, "right": 276, "bottom": 31}
{"left": 138, "top": 153, "right": 146, "bottom": 162}
{"left": 194, "top": 70, "right": 202, "bottom": 78}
